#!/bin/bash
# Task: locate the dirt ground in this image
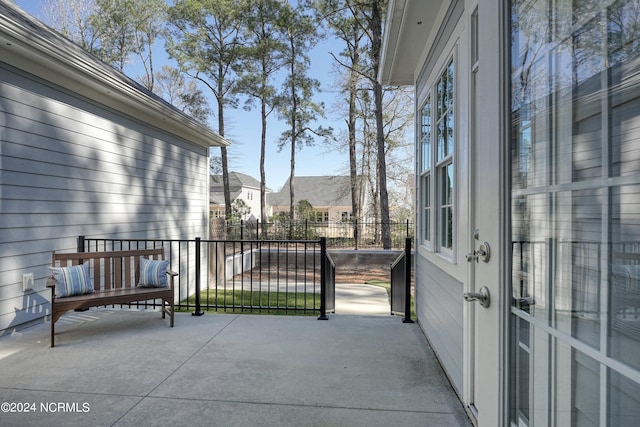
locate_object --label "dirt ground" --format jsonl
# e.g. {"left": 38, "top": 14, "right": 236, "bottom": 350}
{"left": 237, "top": 264, "right": 391, "bottom": 284}
{"left": 335, "top": 265, "right": 391, "bottom": 284}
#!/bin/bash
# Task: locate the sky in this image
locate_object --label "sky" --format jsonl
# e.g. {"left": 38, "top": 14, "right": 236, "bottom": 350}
{"left": 13, "top": 0, "right": 352, "bottom": 192}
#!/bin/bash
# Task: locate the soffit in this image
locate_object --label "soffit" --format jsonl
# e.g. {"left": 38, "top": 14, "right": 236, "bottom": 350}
{"left": 380, "top": 0, "right": 446, "bottom": 85}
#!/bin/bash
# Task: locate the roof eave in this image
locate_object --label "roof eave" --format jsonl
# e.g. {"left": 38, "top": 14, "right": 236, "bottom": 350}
{"left": 0, "top": 6, "right": 230, "bottom": 148}
{"left": 380, "top": 0, "right": 445, "bottom": 86}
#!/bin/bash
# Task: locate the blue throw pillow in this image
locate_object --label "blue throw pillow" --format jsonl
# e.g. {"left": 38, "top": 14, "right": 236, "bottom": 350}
{"left": 138, "top": 258, "right": 169, "bottom": 288}
{"left": 50, "top": 263, "right": 94, "bottom": 298}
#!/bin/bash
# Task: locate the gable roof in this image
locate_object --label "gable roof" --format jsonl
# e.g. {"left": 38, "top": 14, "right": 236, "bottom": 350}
{"left": 270, "top": 176, "right": 353, "bottom": 208}
{"left": 209, "top": 191, "right": 242, "bottom": 206}
{"left": 0, "top": 0, "right": 229, "bottom": 148}
{"left": 211, "top": 172, "right": 263, "bottom": 191}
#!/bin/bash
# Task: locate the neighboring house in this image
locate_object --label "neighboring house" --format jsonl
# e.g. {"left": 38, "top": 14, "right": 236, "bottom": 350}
{"left": 209, "top": 172, "right": 266, "bottom": 221}
{"left": 381, "top": 1, "right": 640, "bottom": 426}
{"left": 0, "top": 1, "right": 228, "bottom": 333}
{"left": 269, "top": 176, "right": 368, "bottom": 222}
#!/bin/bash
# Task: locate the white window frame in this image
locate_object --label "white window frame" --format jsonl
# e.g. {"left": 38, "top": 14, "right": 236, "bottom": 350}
{"left": 419, "top": 55, "right": 456, "bottom": 256}
{"left": 419, "top": 95, "right": 432, "bottom": 248}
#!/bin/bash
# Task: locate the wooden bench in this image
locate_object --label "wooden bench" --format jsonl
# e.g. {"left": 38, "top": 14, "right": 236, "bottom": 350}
{"left": 47, "top": 248, "right": 176, "bottom": 347}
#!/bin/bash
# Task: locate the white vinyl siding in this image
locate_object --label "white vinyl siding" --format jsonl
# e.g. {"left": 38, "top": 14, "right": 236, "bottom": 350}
{"left": 415, "top": 255, "right": 464, "bottom": 394}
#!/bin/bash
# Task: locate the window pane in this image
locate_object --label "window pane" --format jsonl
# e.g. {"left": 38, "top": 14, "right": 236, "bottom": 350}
{"left": 552, "top": 189, "right": 602, "bottom": 350}
{"left": 511, "top": 194, "right": 551, "bottom": 321}
{"left": 610, "top": 79, "right": 640, "bottom": 177}
{"left": 436, "top": 59, "right": 454, "bottom": 162}
{"left": 447, "top": 110, "right": 454, "bottom": 156}
{"left": 440, "top": 205, "right": 452, "bottom": 249}
{"left": 439, "top": 164, "right": 453, "bottom": 249}
{"left": 422, "top": 137, "right": 431, "bottom": 173}
{"left": 423, "top": 174, "right": 431, "bottom": 242}
{"left": 437, "top": 119, "right": 445, "bottom": 161}
{"left": 509, "top": 314, "right": 530, "bottom": 423}
{"left": 570, "top": 347, "right": 600, "bottom": 427}
{"left": 437, "top": 77, "right": 444, "bottom": 117}
{"left": 440, "top": 164, "right": 453, "bottom": 205}
{"left": 609, "top": 185, "right": 640, "bottom": 370}
{"left": 421, "top": 99, "right": 431, "bottom": 172}
{"left": 421, "top": 99, "right": 431, "bottom": 140}
{"left": 447, "top": 60, "right": 454, "bottom": 109}
{"left": 608, "top": 369, "right": 640, "bottom": 427}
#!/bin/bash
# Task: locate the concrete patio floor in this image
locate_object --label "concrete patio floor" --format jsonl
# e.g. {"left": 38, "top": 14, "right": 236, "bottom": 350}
{"left": 0, "top": 293, "right": 471, "bottom": 427}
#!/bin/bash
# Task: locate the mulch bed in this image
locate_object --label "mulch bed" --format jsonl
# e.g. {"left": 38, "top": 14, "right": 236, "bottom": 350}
{"left": 235, "top": 265, "right": 391, "bottom": 284}
{"left": 335, "top": 265, "right": 390, "bottom": 284}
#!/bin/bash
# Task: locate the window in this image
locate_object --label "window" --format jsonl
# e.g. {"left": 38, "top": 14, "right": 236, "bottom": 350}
{"left": 419, "top": 58, "right": 455, "bottom": 252}
{"left": 312, "top": 211, "right": 328, "bottom": 224}
{"left": 439, "top": 163, "right": 453, "bottom": 249}
{"left": 420, "top": 96, "right": 432, "bottom": 244}
{"left": 436, "top": 59, "right": 454, "bottom": 251}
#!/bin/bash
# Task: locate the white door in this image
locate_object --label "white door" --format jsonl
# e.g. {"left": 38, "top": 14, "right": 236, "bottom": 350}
{"left": 463, "top": 3, "right": 506, "bottom": 426}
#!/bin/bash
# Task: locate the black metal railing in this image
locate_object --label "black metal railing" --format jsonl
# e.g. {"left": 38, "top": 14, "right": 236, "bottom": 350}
{"left": 79, "top": 235, "right": 335, "bottom": 317}
{"left": 319, "top": 239, "right": 335, "bottom": 320}
{"left": 216, "top": 219, "right": 414, "bottom": 249}
{"left": 391, "top": 237, "right": 413, "bottom": 323}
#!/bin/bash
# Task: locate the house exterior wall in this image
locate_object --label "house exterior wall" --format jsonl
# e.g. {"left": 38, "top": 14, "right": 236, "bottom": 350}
{"left": 210, "top": 172, "right": 265, "bottom": 221}
{"left": 414, "top": 255, "right": 464, "bottom": 391}
{"left": 240, "top": 187, "right": 261, "bottom": 219}
{"left": 0, "top": 63, "right": 210, "bottom": 332}
{"left": 412, "top": 0, "right": 468, "bottom": 396}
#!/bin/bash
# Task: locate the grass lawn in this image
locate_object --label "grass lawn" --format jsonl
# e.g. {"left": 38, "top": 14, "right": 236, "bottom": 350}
{"left": 178, "top": 289, "right": 320, "bottom": 316}
{"left": 177, "top": 282, "right": 415, "bottom": 319}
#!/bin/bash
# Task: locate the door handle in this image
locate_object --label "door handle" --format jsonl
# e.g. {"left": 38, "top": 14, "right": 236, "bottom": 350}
{"left": 464, "top": 286, "right": 491, "bottom": 308}
{"left": 465, "top": 242, "right": 491, "bottom": 263}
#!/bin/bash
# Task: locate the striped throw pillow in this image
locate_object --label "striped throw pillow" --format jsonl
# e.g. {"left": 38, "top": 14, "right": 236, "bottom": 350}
{"left": 138, "top": 257, "right": 169, "bottom": 288}
{"left": 50, "top": 263, "right": 94, "bottom": 298}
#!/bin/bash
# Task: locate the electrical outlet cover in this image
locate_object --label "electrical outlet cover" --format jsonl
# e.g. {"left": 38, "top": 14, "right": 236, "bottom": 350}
{"left": 23, "top": 273, "right": 34, "bottom": 291}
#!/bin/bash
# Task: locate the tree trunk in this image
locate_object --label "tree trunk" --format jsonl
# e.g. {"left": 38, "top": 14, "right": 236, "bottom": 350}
{"left": 370, "top": 0, "right": 391, "bottom": 249}
{"left": 288, "top": 34, "right": 297, "bottom": 239}
{"left": 348, "top": 56, "right": 360, "bottom": 239}
{"left": 347, "top": 59, "right": 360, "bottom": 220}
{"left": 260, "top": 97, "right": 267, "bottom": 227}
{"left": 218, "top": 96, "right": 232, "bottom": 220}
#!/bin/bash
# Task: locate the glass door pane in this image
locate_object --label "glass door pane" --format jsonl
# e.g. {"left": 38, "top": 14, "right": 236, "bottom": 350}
{"left": 510, "top": 0, "right": 640, "bottom": 425}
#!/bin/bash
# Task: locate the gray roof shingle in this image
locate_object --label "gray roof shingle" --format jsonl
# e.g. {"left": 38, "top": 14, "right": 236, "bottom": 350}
{"left": 270, "top": 176, "right": 353, "bottom": 207}
{"left": 211, "top": 172, "right": 263, "bottom": 191}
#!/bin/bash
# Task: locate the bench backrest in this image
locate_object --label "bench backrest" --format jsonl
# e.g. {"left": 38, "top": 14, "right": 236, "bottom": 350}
{"left": 51, "top": 248, "right": 166, "bottom": 291}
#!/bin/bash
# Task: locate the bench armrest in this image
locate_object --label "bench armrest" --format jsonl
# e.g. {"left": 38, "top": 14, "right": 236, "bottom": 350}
{"left": 166, "top": 270, "right": 178, "bottom": 288}
{"left": 46, "top": 276, "right": 56, "bottom": 288}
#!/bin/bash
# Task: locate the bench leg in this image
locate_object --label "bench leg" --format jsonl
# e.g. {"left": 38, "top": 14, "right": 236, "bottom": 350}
{"left": 165, "top": 299, "right": 174, "bottom": 327}
{"left": 50, "top": 313, "right": 55, "bottom": 348}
